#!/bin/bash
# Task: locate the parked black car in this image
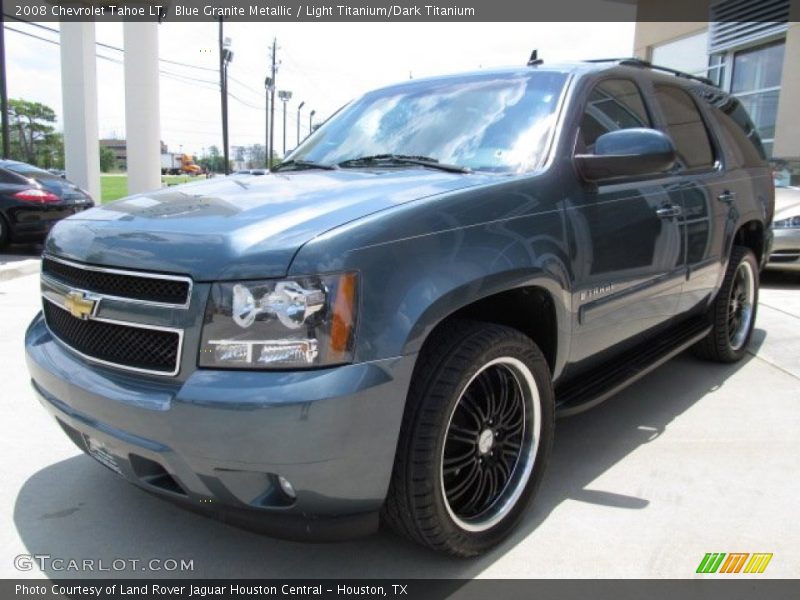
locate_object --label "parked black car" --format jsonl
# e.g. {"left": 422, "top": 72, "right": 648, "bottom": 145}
{"left": 0, "top": 163, "right": 94, "bottom": 248}
{"left": 0, "top": 159, "right": 93, "bottom": 203}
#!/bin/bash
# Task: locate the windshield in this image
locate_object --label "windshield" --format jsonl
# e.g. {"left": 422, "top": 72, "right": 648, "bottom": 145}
{"left": 289, "top": 70, "right": 568, "bottom": 173}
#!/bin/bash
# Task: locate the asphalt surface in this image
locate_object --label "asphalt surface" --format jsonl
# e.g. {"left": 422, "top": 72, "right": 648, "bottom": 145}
{"left": 0, "top": 246, "right": 798, "bottom": 579}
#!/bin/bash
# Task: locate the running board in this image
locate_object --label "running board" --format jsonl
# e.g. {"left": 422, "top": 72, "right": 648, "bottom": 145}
{"left": 555, "top": 317, "right": 712, "bottom": 417}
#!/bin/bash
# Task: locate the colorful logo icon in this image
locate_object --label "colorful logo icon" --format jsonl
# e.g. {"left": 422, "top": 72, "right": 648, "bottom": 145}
{"left": 697, "top": 553, "right": 773, "bottom": 574}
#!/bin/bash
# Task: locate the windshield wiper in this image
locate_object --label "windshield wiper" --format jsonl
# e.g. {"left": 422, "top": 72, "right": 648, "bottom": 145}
{"left": 271, "top": 159, "right": 338, "bottom": 172}
{"left": 337, "top": 154, "right": 471, "bottom": 174}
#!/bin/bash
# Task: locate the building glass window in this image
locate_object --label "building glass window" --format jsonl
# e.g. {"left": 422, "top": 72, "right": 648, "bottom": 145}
{"left": 730, "top": 41, "right": 785, "bottom": 157}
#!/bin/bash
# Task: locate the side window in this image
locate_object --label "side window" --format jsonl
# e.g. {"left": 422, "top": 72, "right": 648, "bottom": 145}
{"left": 579, "top": 79, "right": 650, "bottom": 152}
{"left": 0, "top": 168, "right": 26, "bottom": 185}
{"left": 654, "top": 84, "right": 715, "bottom": 170}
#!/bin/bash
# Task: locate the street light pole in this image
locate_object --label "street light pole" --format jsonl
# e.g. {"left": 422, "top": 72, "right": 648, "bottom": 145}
{"left": 296, "top": 101, "right": 305, "bottom": 146}
{"left": 264, "top": 76, "right": 273, "bottom": 168}
{"left": 278, "top": 90, "right": 292, "bottom": 156}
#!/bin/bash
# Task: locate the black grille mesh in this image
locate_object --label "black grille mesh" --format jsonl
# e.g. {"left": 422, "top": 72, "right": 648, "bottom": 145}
{"left": 42, "top": 258, "right": 190, "bottom": 305}
{"left": 43, "top": 301, "right": 180, "bottom": 373}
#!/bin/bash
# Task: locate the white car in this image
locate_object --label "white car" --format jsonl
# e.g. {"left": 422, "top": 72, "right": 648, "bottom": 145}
{"left": 767, "top": 185, "right": 800, "bottom": 271}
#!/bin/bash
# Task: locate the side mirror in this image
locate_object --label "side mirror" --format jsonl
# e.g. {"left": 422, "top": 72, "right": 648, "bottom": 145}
{"left": 575, "top": 128, "right": 676, "bottom": 182}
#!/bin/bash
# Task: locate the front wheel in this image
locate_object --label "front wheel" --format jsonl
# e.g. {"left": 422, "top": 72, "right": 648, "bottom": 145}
{"left": 383, "top": 320, "right": 554, "bottom": 557}
{"left": 694, "top": 245, "right": 759, "bottom": 363}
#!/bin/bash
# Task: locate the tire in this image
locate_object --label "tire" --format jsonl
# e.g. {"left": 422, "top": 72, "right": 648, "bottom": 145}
{"left": 382, "top": 320, "right": 555, "bottom": 557}
{"left": 693, "top": 245, "right": 759, "bottom": 363}
{"left": 0, "top": 214, "right": 9, "bottom": 249}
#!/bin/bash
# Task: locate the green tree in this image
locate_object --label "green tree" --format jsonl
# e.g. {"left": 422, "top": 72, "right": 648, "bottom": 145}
{"left": 197, "top": 145, "right": 231, "bottom": 173}
{"left": 99, "top": 146, "right": 116, "bottom": 172}
{"left": 6, "top": 99, "right": 61, "bottom": 165}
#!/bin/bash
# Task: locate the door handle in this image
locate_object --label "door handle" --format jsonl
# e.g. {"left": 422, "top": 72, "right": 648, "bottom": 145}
{"left": 717, "top": 190, "right": 736, "bottom": 204}
{"left": 656, "top": 205, "right": 682, "bottom": 218}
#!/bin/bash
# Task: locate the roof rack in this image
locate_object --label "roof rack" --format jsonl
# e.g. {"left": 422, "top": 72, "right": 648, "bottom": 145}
{"left": 584, "top": 57, "right": 716, "bottom": 87}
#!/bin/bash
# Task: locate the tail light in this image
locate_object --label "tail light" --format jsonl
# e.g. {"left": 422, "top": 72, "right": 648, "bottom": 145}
{"left": 13, "top": 189, "right": 60, "bottom": 204}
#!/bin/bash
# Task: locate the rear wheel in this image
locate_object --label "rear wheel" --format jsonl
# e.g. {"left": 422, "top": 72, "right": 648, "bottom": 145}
{"left": 383, "top": 320, "right": 554, "bottom": 556}
{"left": 0, "top": 214, "right": 9, "bottom": 249}
{"left": 694, "top": 246, "right": 758, "bottom": 362}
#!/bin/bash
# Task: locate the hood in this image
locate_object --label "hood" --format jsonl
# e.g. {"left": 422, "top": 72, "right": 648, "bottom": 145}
{"left": 45, "top": 169, "right": 490, "bottom": 280}
{"left": 775, "top": 186, "right": 800, "bottom": 221}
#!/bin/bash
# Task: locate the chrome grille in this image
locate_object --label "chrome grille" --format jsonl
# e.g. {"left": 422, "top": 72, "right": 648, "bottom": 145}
{"left": 42, "top": 255, "right": 191, "bottom": 307}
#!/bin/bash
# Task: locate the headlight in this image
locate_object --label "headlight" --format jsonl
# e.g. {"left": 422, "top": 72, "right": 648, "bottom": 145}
{"left": 774, "top": 216, "right": 800, "bottom": 229}
{"left": 199, "top": 272, "right": 358, "bottom": 369}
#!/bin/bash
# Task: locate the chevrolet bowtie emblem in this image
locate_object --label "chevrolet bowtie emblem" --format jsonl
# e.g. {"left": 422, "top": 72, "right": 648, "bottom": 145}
{"left": 64, "top": 291, "right": 98, "bottom": 320}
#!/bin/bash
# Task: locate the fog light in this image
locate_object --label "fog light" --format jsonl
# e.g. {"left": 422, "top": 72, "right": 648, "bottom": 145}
{"left": 278, "top": 475, "right": 296, "bottom": 499}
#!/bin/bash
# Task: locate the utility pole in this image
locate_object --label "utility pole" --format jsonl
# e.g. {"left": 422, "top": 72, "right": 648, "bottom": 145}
{"left": 0, "top": 13, "right": 10, "bottom": 159}
{"left": 218, "top": 18, "right": 233, "bottom": 175}
{"left": 268, "top": 38, "right": 277, "bottom": 166}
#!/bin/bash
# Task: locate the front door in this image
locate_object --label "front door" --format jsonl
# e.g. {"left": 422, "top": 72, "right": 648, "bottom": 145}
{"left": 566, "top": 78, "right": 686, "bottom": 366}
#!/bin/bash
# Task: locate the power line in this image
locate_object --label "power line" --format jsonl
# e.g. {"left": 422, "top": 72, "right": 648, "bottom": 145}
{"left": 3, "top": 15, "right": 219, "bottom": 74}
{"left": 4, "top": 26, "right": 220, "bottom": 91}
{"left": 227, "top": 73, "right": 265, "bottom": 98}
{"left": 5, "top": 21, "right": 313, "bottom": 153}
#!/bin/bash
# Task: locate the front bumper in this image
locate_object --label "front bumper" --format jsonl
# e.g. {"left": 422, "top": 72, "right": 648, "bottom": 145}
{"left": 765, "top": 227, "right": 800, "bottom": 271}
{"left": 25, "top": 313, "right": 415, "bottom": 541}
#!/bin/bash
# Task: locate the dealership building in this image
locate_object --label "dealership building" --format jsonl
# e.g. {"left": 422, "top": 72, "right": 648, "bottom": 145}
{"left": 635, "top": 0, "right": 799, "bottom": 170}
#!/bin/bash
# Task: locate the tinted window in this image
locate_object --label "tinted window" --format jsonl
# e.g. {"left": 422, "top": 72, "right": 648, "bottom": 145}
{"left": 0, "top": 167, "right": 29, "bottom": 185}
{"left": 291, "top": 71, "right": 568, "bottom": 173}
{"left": 579, "top": 79, "right": 650, "bottom": 151}
{"left": 654, "top": 85, "right": 714, "bottom": 169}
{"left": 707, "top": 97, "right": 766, "bottom": 168}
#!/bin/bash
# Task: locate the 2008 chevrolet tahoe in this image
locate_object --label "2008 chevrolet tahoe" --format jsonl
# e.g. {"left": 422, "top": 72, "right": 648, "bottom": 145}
{"left": 25, "top": 58, "right": 773, "bottom": 556}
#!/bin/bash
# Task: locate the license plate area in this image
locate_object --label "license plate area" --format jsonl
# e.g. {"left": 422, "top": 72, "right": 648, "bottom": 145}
{"left": 83, "top": 435, "right": 123, "bottom": 476}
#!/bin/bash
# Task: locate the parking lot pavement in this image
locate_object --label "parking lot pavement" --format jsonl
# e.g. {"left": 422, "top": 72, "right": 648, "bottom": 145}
{"left": 0, "top": 268, "right": 798, "bottom": 579}
{"left": 0, "top": 245, "right": 41, "bottom": 282}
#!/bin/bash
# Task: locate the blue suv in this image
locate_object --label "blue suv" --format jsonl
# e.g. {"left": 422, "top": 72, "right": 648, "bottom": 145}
{"left": 25, "top": 58, "right": 773, "bottom": 556}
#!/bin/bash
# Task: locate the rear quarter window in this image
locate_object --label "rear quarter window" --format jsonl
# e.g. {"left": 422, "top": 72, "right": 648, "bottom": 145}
{"left": 0, "top": 167, "right": 30, "bottom": 185}
{"left": 706, "top": 96, "right": 766, "bottom": 168}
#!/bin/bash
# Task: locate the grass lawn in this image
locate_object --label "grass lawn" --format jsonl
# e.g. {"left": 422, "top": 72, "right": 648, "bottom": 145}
{"left": 100, "top": 174, "right": 197, "bottom": 204}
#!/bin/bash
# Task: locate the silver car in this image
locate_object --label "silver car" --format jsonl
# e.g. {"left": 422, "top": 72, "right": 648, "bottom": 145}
{"left": 767, "top": 185, "right": 800, "bottom": 271}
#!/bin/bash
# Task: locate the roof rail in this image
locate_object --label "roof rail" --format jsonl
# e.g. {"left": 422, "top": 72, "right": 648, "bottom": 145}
{"left": 584, "top": 57, "right": 716, "bottom": 87}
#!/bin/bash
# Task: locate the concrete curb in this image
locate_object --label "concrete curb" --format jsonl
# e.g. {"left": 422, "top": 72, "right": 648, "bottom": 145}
{"left": 0, "top": 259, "right": 40, "bottom": 282}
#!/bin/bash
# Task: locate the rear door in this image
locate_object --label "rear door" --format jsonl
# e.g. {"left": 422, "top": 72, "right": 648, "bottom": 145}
{"left": 650, "top": 84, "right": 728, "bottom": 315}
{"left": 567, "top": 78, "right": 686, "bottom": 366}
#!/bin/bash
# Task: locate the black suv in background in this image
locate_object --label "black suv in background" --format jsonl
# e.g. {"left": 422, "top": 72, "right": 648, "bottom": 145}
{"left": 26, "top": 58, "right": 772, "bottom": 556}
